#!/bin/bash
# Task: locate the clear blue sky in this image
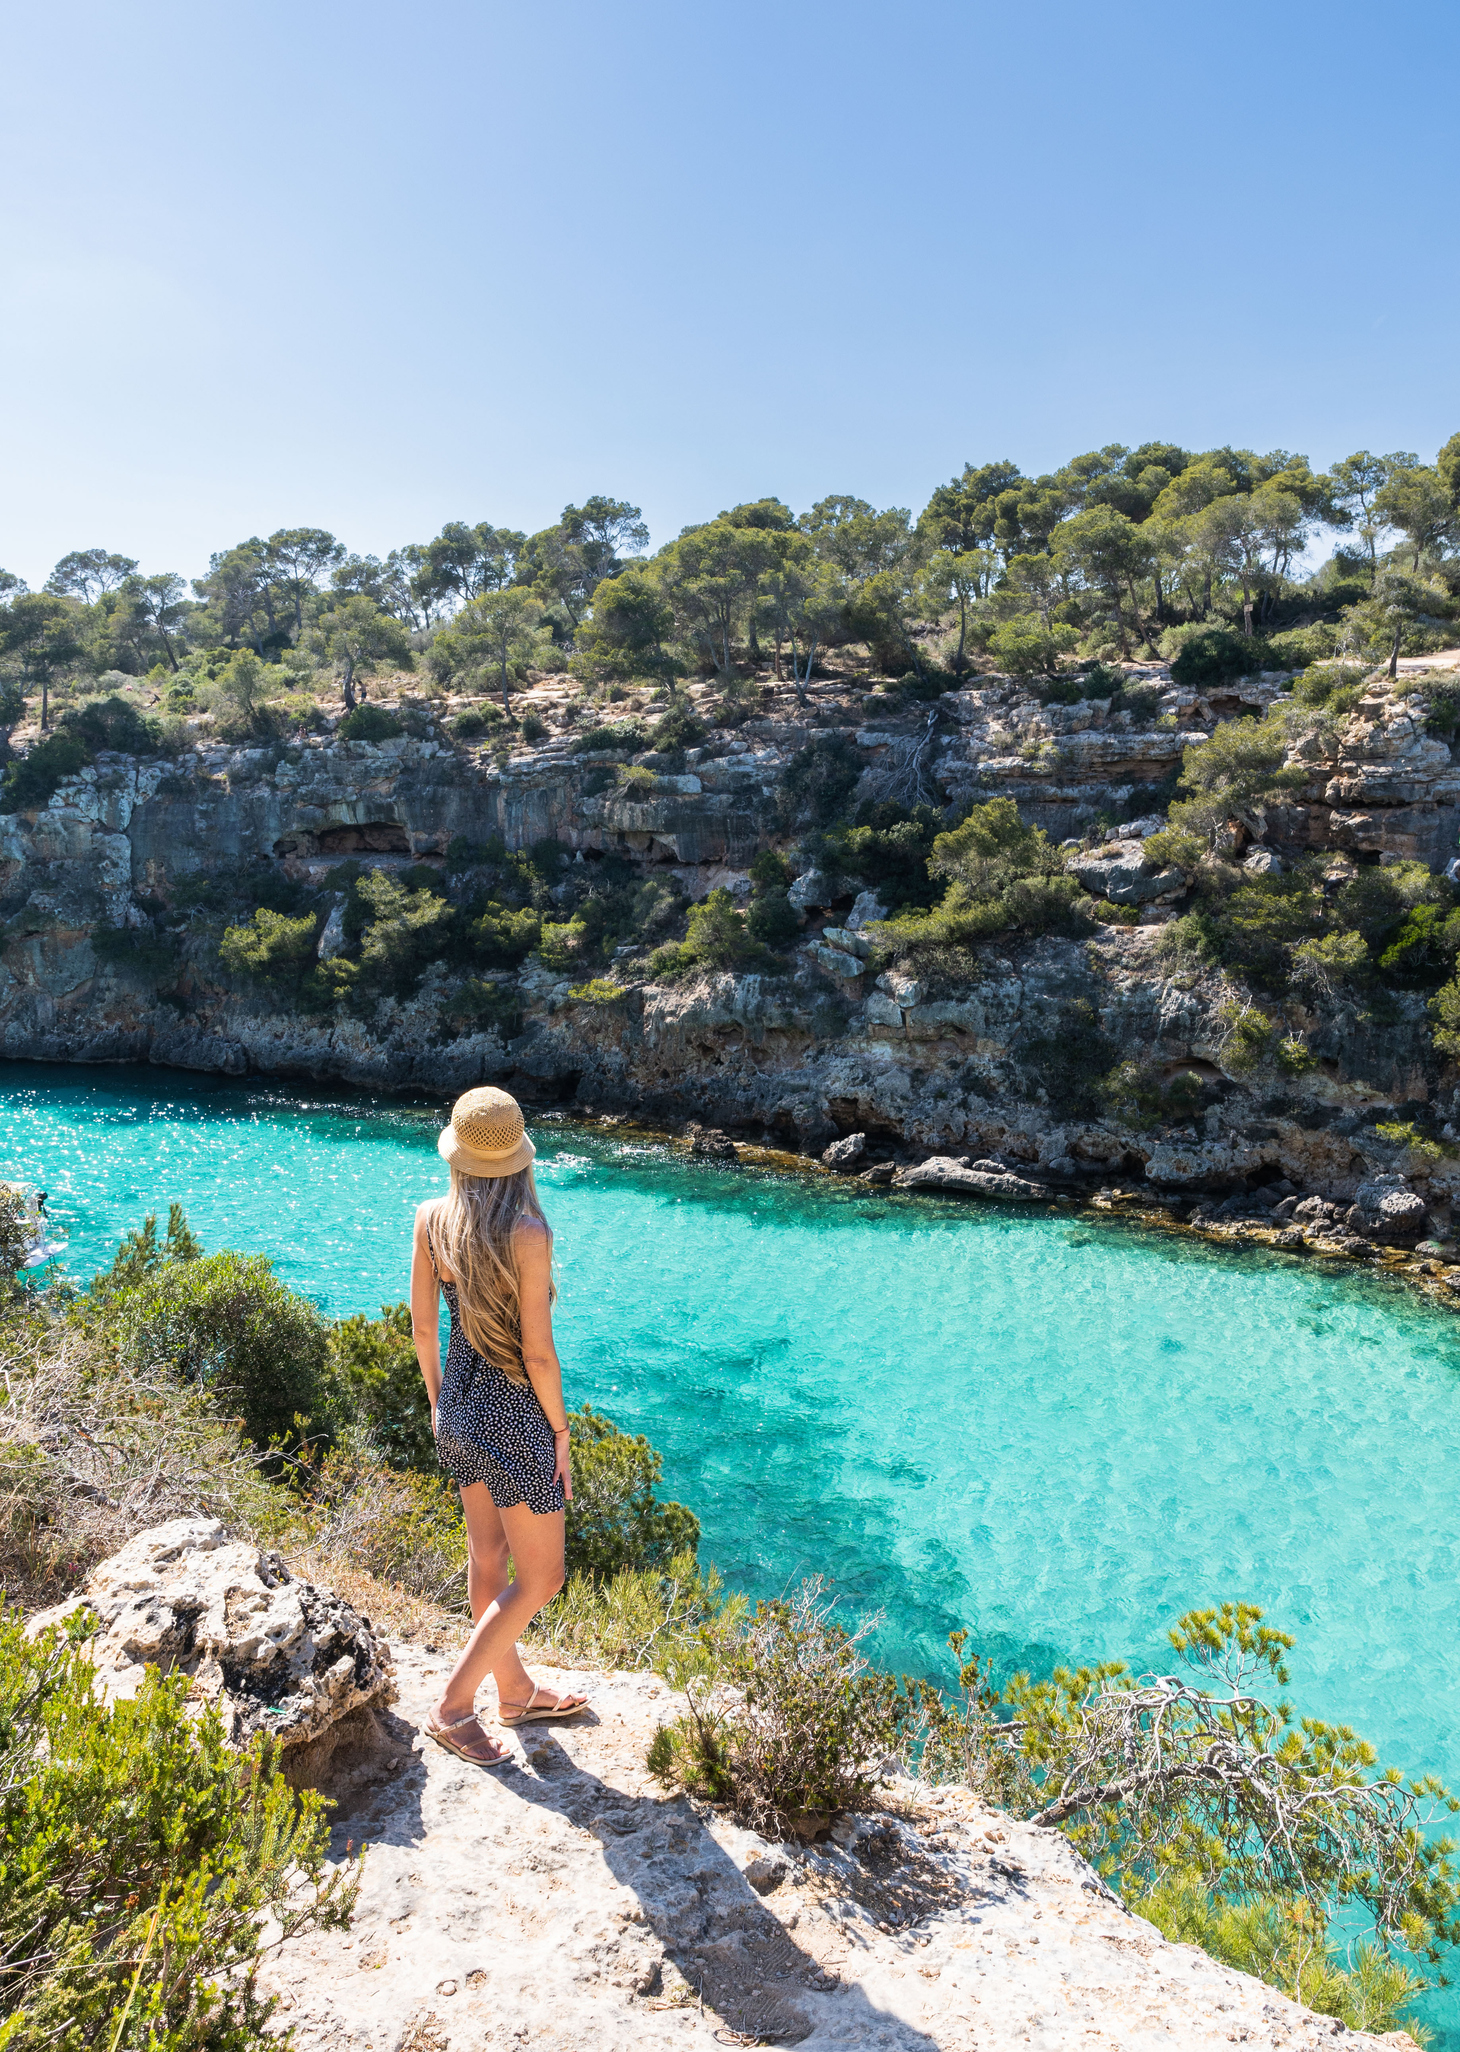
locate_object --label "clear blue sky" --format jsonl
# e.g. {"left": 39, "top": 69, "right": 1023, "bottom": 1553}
{"left": 2, "top": 0, "right": 1457, "bottom": 588}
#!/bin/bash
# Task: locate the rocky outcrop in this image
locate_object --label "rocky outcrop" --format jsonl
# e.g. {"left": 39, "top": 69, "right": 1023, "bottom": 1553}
{"left": 4, "top": 674, "right": 1460, "bottom": 1221}
{"left": 257, "top": 1637, "right": 1417, "bottom": 2052}
{"left": 29, "top": 1516, "right": 396, "bottom": 1780}
{"left": 893, "top": 1158, "right": 1049, "bottom": 1200}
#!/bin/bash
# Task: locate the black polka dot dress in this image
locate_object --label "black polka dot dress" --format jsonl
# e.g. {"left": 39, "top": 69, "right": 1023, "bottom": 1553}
{"left": 429, "top": 1231, "right": 565, "bottom": 1516}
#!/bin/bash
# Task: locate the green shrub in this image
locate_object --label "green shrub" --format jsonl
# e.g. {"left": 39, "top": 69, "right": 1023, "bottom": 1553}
{"left": 647, "top": 888, "right": 781, "bottom": 981}
{"left": 1373, "top": 1118, "right": 1443, "bottom": 1160}
{"left": 649, "top": 704, "right": 706, "bottom": 752}
{"left": 109, "top": 1250, "right": 332, "bottom": 1456}
{"left": 218, "top": 907, "right": 319, "bottom": 990}
{"left": 874, "top": 797, "right": 1090, "bottom": 956}
{"left": 565, "top": 1404, "right": 700, "bottom": 1580}
{"left": 567, "top": 976, "right": 630, "bottom": 1004}
{"left": 439, "top": 976, "right": 523, "bottom": 1035}
{"left": 573, "top": 719, "right": 649, "bottom": 754}
{"left": 648, "top": 1579, "right": 905, "bottom": 1833}
{"left": 748, "top": 847, "right": 792, "bottom": 891}
{"left": 66, "top": 694, "right": 160, "bottom": 754}
{"left": 746, "top": 888, "right": 800, "bottom": 946}
{"left": 1169, "top": 626, "right": 1257, "bottom": 688}
{"left": 451, "top": 705, "right": 505, "bottom": 739}
{"left": 342, "top": 870, "right": 455, "bottom": 998}
{"left": 305, "top": 1443, "right": 469, "bottom": 1608}
{"left": 817, "top": 805, "right": 942, "bottom": 909}
{"left": 987, "top": 616, "right": 1080, "bottom": 681}
{"left": 518, "top": 711, "right": 548, "bottom": 742}
{"left": 779, "top": 735, "right": 863, "bottom": 825}
{"left": 1020, "top": 997, "right": 1119, "bottom": 1115}
{"left": 1292, "top": 661, "right": 1369, "bottom": 716}
{"left": 325, "top": 1302, "right": 435, "bottom": 1472}
{"left": 1132, "top": 1870, "right": 1425, "bottom": 2040}
{"left": 1, "top": 730, "right": 89, "bottom": 811}
{"left": 471, "top": 900, "right": 541, "bottom": 967}
{"left": 905, "top": 1603, "right": 1458, "bottom": 2037}
{"left": 0, "top": 1608, "right": 356, "bottom": 2052}
{"left": 337, "top": 703, "right": 403, "bottom": 742}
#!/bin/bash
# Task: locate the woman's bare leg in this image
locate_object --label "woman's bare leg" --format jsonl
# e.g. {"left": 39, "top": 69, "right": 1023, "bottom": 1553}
{"left": 434, "top": 1499, "right": 584, "bottom": 1728}
{"left": 459, "top": 1481, "right": 512, "bottom": 1623}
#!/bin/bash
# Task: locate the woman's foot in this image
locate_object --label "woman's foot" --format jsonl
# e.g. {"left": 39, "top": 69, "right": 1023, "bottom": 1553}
{"left": 497, "top": 1684, "right": 590, "bottom": 1728}
{"left": 427, "top": 1705, "right": 511, "bottom": 1765}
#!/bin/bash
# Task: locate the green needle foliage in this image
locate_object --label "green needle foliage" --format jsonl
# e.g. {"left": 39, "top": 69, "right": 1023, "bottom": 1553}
{"left": 0, "top": 1609, "right": 358, "bottom": 2052}
{"left": 908, "top": 1602, "right": 1459, "bottom": 2038}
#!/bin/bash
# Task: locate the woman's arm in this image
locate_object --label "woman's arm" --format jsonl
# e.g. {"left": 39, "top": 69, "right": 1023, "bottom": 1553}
{"left": 516, "top": 1219, "right": 573, "bottom": 1502}
{"left": 410, "top": 1203, "right": 443, "bottom": 1424}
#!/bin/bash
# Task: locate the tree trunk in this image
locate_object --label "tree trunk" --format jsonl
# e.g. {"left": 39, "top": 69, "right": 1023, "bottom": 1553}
{"left": 1124, "top": 576, "right": 1150, "bottom": 651}
{"left": 1152, "top": 566, "right": 1165, "bottom": 622}
{"left": 1389, "top": 620, "right": 1403, "bottom": 678}
{"left": 500, "top": 656, "right": 512, "bottom": 716}
{"left": 341, "top": 653, "right": 357, "bottom": 710}
{"left": 39, "top": 674, "right": 48, "bottom": 731}
{"left": 1241, "top": 579, "right": 1253, "bottom": 637}
{"left": 955, "top": 599, "right": 968, "bottom": 674}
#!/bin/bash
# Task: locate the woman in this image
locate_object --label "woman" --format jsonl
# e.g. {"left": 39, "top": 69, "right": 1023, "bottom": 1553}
{"left": 411, "top": 1085, "right": 588, "bottom": 1766}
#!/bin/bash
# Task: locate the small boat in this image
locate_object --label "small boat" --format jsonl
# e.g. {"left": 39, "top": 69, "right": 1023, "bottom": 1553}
{"left": 2, "top": 1182, "right": 68, "bottom": 1266}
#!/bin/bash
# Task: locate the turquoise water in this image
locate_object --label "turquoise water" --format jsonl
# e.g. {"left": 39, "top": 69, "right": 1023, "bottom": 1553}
{"left": 5, "top": 1060, "right": 1460, "bottom": 2032}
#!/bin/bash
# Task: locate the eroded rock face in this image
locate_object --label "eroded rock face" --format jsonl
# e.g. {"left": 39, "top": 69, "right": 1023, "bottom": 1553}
{"left": 1351, "top": 1173, "right": 1430, "bottom": 1244}
{"left": 29, "top": 1517, "right": 395, "bottom": 1773}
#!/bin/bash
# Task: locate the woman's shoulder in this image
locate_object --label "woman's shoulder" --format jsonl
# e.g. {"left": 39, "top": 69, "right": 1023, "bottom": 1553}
{"left": 414, "top": 1197, "right": 443, "bottom": 1231}
{"left": 512, "top": 1214, "right": 551, "bottom": 1254}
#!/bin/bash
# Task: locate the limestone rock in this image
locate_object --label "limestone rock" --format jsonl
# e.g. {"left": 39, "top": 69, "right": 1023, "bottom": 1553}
{"left": 894, "top": 1157, "right": 1046, "bottom": 1200}
{"left": 845, "top": 889, "right": 889, "bottom": 931}
{"left": 787, "top": 867, "right": 834, "bottom": 911}
{"left": 876, "top": 969, "right": 922, "bottom": 1007}
{"left": 821, "top": 1131, "right": 867, "bottom": 1170}
{"left": 257, "top": 1642, "right": 1414, "bottom": 2052}
{"left": 1352, "top": 1173, "right": 1429, "bottom": 1244}
{"left": 820, "top": 925, "right": 872, "bottom": 959}
{"left": 863, "top": 990, "right": 904, "bottom": 1029}
{"left": 29, "top": 1517, "right": 395, "bottom": 1772}
{"left": 813, "top": 943, "right": 865, "bottom": 980}
{"left": 1068, "top": 840, "right": 1187, "bottom": 905}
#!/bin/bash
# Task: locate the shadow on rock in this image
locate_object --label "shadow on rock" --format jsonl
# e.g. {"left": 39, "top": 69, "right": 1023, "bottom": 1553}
{"left": 509, "top": 1734, "right": 941, "bottom": 2050}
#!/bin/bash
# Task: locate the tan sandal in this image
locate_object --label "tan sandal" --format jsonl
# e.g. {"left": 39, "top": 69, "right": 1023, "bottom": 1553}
{"left": 498, "top": 1686, "right": 590, "bottom": 1728}
{"left": 426, "top": 1710, "right": 512, "bottom": 1766}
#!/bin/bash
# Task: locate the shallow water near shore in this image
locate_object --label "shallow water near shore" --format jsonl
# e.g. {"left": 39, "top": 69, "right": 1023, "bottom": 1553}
{"left": 6, "top": 1059, "right": 1460, "bottom": 2036}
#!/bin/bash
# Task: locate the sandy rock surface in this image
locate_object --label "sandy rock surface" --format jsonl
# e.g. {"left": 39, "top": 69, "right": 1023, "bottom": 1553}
{"left": 262, "top": 1642, "right": 1412, "bottom": 2050}
{"left": 29, "top": 1516, "right": 395, "bottom": 1770}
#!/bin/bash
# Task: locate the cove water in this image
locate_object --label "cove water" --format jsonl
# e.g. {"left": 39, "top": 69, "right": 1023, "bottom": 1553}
{"left": 6, "top": 1061, "right": 1460, "bottom": 2036}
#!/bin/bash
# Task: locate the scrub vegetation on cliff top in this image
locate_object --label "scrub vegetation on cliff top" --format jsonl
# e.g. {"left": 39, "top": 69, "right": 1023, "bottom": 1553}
{"left": 0, "top": 1206, "right": 1452, "bottom": 2045}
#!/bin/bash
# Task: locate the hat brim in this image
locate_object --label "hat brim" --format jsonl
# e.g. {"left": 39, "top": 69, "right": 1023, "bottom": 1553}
{"left": 438, "top": 1126, "right": 537, "bottom": 1178}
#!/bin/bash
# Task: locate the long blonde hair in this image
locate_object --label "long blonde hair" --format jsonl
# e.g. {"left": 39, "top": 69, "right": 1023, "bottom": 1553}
{"left": 430, "top": 1165, "right": 554, "bottom": 1386}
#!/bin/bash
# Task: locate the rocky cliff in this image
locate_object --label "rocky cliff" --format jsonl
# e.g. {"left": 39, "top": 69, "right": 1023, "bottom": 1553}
{"left": 5, "top": 666, "right": 1460, "bottom": 1231}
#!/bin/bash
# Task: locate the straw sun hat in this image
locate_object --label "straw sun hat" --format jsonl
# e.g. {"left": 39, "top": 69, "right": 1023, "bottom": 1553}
{"left": 437, "top": 1086, "right": 537, "bottom": 1178}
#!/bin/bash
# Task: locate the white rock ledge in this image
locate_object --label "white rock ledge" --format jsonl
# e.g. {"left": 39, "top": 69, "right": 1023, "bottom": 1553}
{"left": 257, "top": 1641, "right": 1417, "bottom": 2050}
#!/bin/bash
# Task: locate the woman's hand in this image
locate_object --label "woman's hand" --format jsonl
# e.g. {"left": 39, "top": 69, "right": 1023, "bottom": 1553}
{"left": 553, "top": 1427, "right": 573, "bottom": 1503}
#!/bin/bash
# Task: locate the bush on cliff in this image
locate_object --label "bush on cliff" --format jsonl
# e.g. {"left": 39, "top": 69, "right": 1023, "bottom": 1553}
{"left": 219, "top": 906, "right": 320, "bottom": 991}
{"left": 648, "top": 1578, "right": 904, "bottom": 1830}
{"left": 565, "top": 1404, "right": 700, "bottom": 1580}
{"left": 0, "top": 1609, "right": 358, "bottom": 2052}
{"left": 325, "top": 1301, "right": 436, "bottom": 1471}
{"left": 779, "top": 734, "right": 862, "bottom": 826}
{"left": 907, "top": 1603, "right": 1456, "bottom": 2041}
{"left": 647, "top": 887, "right": 783, "bottom": 980}
{"left": 873, "top": 797, "right": 1089, "bottom": 958}
{"left": 105, "top": 1246, "right": 332, "bottom": 1458}
{"left": 338, "top": 702, "right": 403, "bottom": 742}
